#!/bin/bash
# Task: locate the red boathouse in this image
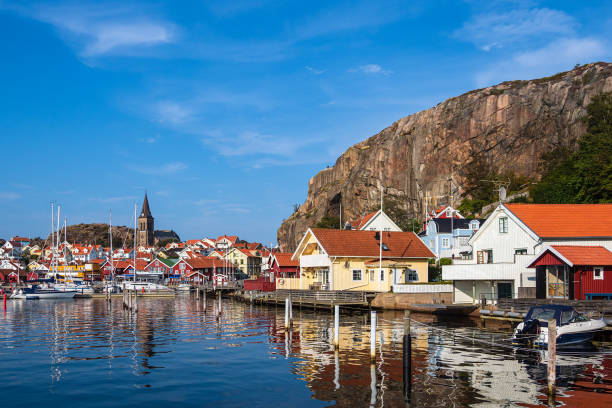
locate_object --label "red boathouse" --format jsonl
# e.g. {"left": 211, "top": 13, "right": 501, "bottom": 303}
{"left": 528, "top": 245, "right": 612, "bottom": 300}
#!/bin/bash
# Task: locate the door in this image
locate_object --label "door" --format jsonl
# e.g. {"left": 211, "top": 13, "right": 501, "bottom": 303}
{"left": 498, "top": 282, "right": 512, "bottom": 299}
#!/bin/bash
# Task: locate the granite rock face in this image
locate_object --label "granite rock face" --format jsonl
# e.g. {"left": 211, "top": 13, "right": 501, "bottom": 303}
{"left": 277, "top": 62, "right": 612, "bottom": 252}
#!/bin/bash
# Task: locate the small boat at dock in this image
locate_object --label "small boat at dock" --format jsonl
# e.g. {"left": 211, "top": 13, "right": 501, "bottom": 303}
{"left": 10, "top": 285, "right": 76, "bottom": 300}
{"left": 176, "top": 283, "right": 193, "bottom": 292}
{"left": 512, "top": 304, "right": 607, "bottom": 348}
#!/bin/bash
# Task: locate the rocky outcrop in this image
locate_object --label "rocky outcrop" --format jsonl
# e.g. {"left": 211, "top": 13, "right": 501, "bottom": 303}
{"left": 277, "top": 62, "right": 612, "bottom": 251}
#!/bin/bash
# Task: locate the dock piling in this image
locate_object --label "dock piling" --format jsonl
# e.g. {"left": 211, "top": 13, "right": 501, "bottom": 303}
{"left": 333, "top": 304, "right": 340, "bottom": 349}
{"left": 548, "top": 318, "right": 557, "bottom": 402}
{"left": 370, "top": 311, "right": 377, "bottom": 363}
{"left": 285, "top": 298, "right": 290, "bottom": 331}
{"left": 403, "top": 310, "right": 412, "bottom": 402}
{"left": 3, "top": 293, "right": 6, "bottom": 310}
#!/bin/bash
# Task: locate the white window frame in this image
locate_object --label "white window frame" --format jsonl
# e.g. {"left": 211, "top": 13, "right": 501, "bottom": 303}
{"left": 499, "top": 217, "right": 508, "bottom": 233}
{"left": 594, "top": 267, "right": 604, "bottom": 280}
{"left": 352, "top": 269, "right": 362, "bottom": 281}
{"left": 380, "top": 269, "right": 385, "bottom": 281}
{"left": 406, "top": 269, "right": 418, "bottom": 282}
{"left": 441, "top": 237, "right": 450, "bottom": 248}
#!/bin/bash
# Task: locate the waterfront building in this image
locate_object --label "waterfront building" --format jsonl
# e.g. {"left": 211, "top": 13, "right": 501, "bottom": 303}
{"left": 442, "top": 203, "right": 612, "bottom": 303}
{"left": 349, "top": 209, "right": 402, "bottom": 231}
{"left": 418, "top": 218, "right": 484, "bottom": 259}
{"left": 285, "top": 228, "right": 434, "bottom": 291}
{"left": 269, "top": 252, "right": 299, "bottom": 279}
{"left": 136, "top": 192, "right": 155, "bottom": 247}
{"left": 527, "top": 245, "right": 612, "bottom": 300}
{"left": 227, "top": 247, "right": 262, "bottom": 277}
{"left": 215, "top": 235, "right": 238, "bottom": 249}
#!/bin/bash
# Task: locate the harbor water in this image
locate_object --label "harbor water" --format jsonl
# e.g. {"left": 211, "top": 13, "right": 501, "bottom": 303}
{"left": 1, "top": 296, "right": 611, "bottom": 407}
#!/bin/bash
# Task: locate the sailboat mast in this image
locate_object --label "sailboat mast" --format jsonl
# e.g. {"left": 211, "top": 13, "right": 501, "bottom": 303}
{"left": 133, "top": 203, "right": 137, "bottom": 282}
{"left": 110, "top": 209, "right": 114, "bottom": 282}
{"left": 51, "top": 201, "right": 54, "bottom": 273}
{"left": 56, "top": 205, "right": 61, "bottom": 274}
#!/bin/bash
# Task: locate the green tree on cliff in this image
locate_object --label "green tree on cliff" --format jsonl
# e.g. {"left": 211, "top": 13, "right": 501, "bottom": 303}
{"left": 531, "top": 92, "right": 612, "bottom": 203}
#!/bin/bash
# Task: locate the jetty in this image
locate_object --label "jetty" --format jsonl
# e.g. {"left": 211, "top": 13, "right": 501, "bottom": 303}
{"left": 480, "top": 298, "right": 612, "bottom": 324}
{"left": 235, "top": 289, "right": 372, "bottom": 310}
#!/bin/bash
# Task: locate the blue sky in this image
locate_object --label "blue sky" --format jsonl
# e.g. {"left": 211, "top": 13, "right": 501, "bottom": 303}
{"left": 0, "top": 0, "right": 610, "bottom": 245}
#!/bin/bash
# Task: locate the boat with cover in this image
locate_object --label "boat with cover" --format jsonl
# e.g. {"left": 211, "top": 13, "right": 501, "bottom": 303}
{"left": 122, "top": 281, "right": 169, "bottom": 292}
{"left": 10, "top": 285, "right": 77, "bottom": 300}
{"left": 176, "top": 283, "right": 193, "bottom": 292}
{"left": 512, "top": 304, "right": 606, "bottom": 348}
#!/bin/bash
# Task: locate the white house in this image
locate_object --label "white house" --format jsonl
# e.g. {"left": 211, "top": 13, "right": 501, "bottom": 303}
{"left": 442, "top": 203, "right": 612, "bottom": 304}
{"left": 349, "top": 209, "right": 402, "bottom": 232}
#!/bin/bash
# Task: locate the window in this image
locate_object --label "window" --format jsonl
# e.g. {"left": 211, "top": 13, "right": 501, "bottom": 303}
{"left": 499, "top": 217, "right": 508, "bottom": 233}
{"left": 441, "top": 238, "right": 450, "bottom": 247}
{"left": 241, "top": 259, "right": 244, "bottom": 264}
{"left": 369, "top": 269, "right": 375, "bottom": 281}
{"left": 477, "top": 251, "right": 484, "bottom": 264}
{"left": 594, "top": 267, "right": 604, "bottom": 280}
{"left": 406, "top": 269, "right": 418, "bottom": 281}
{"left": 515, "top": 248, "right": 527, "bottom": 255}
{"left": 352, "top": 269, "right": 362, "bottom": 281}
{"left": 380, "top": 269, "right": 385, "bottom": 281}
{"left": 485, "top": 249, "right": 493, "bottom": 264}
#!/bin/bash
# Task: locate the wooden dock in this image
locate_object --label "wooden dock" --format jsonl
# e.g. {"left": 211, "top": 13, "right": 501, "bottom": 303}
{"left": 235, "top": 289, "right": 372, "bottom": 310}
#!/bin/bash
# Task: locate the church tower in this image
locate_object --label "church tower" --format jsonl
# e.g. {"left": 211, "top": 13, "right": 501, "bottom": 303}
{"left": 137, "top": 192, "right": 155, "bottom": 247}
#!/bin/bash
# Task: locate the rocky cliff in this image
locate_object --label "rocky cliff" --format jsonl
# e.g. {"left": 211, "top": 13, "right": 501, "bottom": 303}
{"left": 277, "top": 62, "right": 612, "bottom": 251}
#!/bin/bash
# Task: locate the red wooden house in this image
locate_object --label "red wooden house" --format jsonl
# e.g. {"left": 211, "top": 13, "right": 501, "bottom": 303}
{"left": 269, "top": 252, "right": 300, "bottom": 279}
{"left": 172, "top": 259, "right": 193, "bottom": 279}
{"left": 144, "top": 258, "right": 173, "bottom": 276}
{"left": 528, "top": 245, "right": 612, "bottom": 300}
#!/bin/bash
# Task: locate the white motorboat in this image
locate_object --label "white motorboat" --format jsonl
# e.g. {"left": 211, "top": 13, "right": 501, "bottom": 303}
{"left": 177, "top": 283, "right": 193, "bottom": 292}
{"left": 53, "top": 282, "right": 95, "bottom": 295}
{"left": 10, "top": 285, "right": 76, "bottom": 300}
{"left": 513, "top": 304, "right": 607, "bottom": 348}
{"left": 122, "top": 281, "right": 169, "bottom": 292}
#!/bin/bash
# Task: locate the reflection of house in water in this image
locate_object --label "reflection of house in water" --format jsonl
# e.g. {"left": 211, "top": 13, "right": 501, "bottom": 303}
{"left": 435, "top": 342, "right": 607, "bottom": 406}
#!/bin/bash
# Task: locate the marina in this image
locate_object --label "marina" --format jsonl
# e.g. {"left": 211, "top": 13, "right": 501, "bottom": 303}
{"left": 1, "top": 295, "right": 611, "bottom": 407}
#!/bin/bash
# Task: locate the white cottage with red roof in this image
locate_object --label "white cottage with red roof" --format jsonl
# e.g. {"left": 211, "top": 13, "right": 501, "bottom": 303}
{"left": 349, "top": 209, "right": 401, "bottom": 232}
{"left": 443, "top": 203, "right": 612, "bottom": 303}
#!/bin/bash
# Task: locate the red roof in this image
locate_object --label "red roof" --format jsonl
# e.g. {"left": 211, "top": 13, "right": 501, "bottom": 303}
{"left": 552, "top": 246, "right": 612, "bottom": 266}
{"left": 187, "top": 257, "right": 237, "bottom": 269}
{"left": 505, "top": 203, "right": 612, "bottom": 238}
{"left": 274, "top": 253, "right": 299, "bottom": 267}
{"left": 216, "top": 235, "right": 238, "bottom": 244}
{"left": 350, "top": 211, "right": 377, "bottom": 229}
{"left": 309, "top": 229, "right": 435, "bottom": 258}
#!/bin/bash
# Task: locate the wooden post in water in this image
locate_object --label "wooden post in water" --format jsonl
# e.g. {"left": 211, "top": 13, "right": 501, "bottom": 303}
{"left": 203, "top": 289, "right": 207, "bottom": 311}
{"left": 548, "top": 318, "right": 557, "bottom": 402}
{"left": 333, "top": 304, "right": 340, "bottom": 350}
{"left": 285, "top": 297, "right": 290, "bottom": 331}
{"left": 370, "top": 310, "right": 377, "bottom": 363}
{"left": 403, "top": 310, "right": 412, "bottom": 403}
{"left": 133, "top": 291, "right": 138, "bottom": 313}
{"left": 3, "top": 293, "right": 6, "bottom": 311}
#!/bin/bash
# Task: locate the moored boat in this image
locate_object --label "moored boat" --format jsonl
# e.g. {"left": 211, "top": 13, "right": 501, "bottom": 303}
{"left": 177, "top": 283, "right": 192, "bottom": 292}
{"left": 10, "top": 285, "right": 77, "bottom": 300}
{"left": 512, "top": 304, "right": 606, "bottom": 348}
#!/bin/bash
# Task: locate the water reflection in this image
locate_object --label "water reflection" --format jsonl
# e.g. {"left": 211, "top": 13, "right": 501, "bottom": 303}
{"left": 0, "top": 296, "right": 610, "bottom": 407}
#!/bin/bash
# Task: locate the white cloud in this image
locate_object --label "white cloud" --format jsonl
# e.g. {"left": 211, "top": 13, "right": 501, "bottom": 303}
{"left": 305, "top": 66, "right": 325, "bottom": 75}
{"left": 127, "top": 162, "right": 187, "bottom": 175}
{"left": 350, "top": 64, "right": 392, "bottom": 75}
{"left": 475, "top": 37, "right": 609, "bottom": 86}
{"left": 207, "top": 131, "right": 304, "bottom": 157}
{"left": 455, "top": 8, "right": 576, "bottom": 50}
{"left": 11, "top": 2, "right": 175, "bottom": 57}
{"left": 154, "top": 101, "right": 192, "bottom": 124}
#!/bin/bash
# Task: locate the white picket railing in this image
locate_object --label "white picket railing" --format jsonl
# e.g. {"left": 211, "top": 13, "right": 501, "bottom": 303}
{"left": 392, "top": 284, "right": 453, "bottom": 293}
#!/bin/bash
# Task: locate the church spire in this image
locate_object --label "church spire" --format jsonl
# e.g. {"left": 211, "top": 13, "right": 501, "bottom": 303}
{"left": 141, "top": 191, "right": 152, "bottom": 218}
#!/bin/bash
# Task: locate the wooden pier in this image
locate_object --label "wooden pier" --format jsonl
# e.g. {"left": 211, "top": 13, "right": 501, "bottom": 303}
{"left": 234, "top": 289, "right": 372, "bottom": 310}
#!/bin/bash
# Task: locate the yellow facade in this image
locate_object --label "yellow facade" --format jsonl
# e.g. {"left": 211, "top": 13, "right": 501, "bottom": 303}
{"left": 227, "top": 248, "right": 248, "bottom": 275}
{"left": 292, "top": 230, "right": 430, "bottom": 292}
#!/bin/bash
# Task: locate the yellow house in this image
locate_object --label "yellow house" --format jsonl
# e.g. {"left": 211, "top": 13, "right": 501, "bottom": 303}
{"left": 287, "top": 228, "right": 434, "bottom": 292}
{"left": 227, "top": 247, "right": 262, "bottom": 277}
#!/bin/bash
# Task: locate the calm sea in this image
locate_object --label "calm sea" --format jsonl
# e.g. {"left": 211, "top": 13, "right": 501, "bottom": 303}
{"left": 1, "top": 296, "right": 610, "bottom": 407}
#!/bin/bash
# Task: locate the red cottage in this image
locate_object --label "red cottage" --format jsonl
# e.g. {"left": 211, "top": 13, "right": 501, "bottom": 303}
{"left": 172, "top": 259, "right": 193, "bottom": 279}
{"left": 528, "top": 245, "right": 612, "bottom": 300}
{"left": 269, "top": 253, "right": 300, "bottom": 279}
